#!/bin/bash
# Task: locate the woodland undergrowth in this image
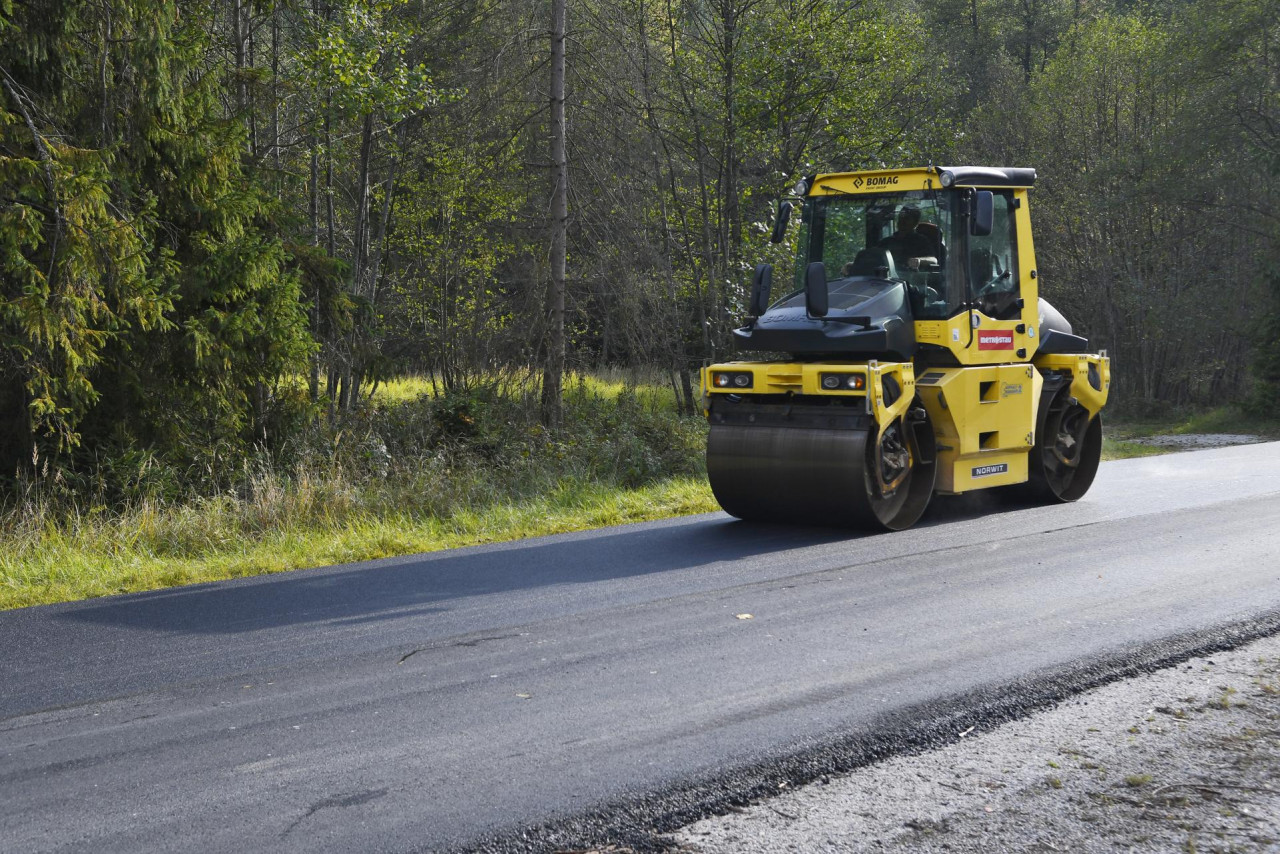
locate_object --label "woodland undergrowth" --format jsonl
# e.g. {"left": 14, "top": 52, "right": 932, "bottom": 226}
{"left": 0, "top": 375, "right": 714, "bottom": 609}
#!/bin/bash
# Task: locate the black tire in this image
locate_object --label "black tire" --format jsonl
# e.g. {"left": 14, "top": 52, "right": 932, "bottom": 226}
{"left": 855, "top": 407, "right": 937, "bottom": 530}
{"left": 1015, "top": 389, "right": 1103, "bottom": 503}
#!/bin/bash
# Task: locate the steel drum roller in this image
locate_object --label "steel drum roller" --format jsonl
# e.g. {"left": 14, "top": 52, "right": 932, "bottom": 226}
{"left": 707, "top": 421, "right": 932, "bottom": 529}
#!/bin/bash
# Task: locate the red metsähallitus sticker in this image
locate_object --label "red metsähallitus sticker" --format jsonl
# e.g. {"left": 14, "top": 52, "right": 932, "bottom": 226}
{"left": 978, "top": 330, "right": 1015, "bottom": 350}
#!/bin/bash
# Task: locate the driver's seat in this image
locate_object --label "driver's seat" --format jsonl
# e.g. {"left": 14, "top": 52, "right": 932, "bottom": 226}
{"left": 915, "top": 221, "right": 945, "bottom": 266}
{"left": 843, "top": 247, "right": 897, "bottom": 279}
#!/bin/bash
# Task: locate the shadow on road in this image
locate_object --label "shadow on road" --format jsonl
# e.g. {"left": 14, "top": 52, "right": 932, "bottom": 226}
{"left": 56, "top": 516, "right": 862, "bottom": 635}
{"left": 50, "top": 483, "right": 1027, "bottom": 637}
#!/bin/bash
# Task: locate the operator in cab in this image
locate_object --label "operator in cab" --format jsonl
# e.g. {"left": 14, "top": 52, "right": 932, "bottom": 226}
{"left": 879, "top": 205, "right": 937, "bottom": 269}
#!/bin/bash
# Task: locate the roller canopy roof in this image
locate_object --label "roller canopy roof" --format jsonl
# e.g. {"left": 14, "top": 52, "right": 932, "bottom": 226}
{"left": 938, "top": 166, "right": 1036, "bottom": 187}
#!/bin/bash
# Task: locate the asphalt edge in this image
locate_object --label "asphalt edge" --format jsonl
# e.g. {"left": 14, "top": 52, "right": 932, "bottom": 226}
{"left": 452, "top": 608, "right": 1280, "bottom": 854}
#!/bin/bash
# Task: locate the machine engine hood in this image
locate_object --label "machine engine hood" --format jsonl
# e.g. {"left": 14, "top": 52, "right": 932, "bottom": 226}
{"left": 733, "top": 278, "right": 916, "bottom": 361}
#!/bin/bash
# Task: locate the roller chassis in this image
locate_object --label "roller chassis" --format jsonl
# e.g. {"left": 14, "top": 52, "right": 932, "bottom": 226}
{"left": 702, "top": 351, "right": 1108, "bottom": 530}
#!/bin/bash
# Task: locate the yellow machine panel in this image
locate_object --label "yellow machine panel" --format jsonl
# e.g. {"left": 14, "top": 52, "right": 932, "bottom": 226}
{"left": 811, "top": 168, "right": 938, "bottom": 196}
{"left": 914, "top": 313, "right": 1036, "bottom": 367}
{"left": 1034, "top": 352, "right": 1111, "bottom": 417}
{"left": 916, "top": 365, "right": 1043, "bottom": 493}
{"left": 702, "top": 360, "right": 921, "bottom": 410}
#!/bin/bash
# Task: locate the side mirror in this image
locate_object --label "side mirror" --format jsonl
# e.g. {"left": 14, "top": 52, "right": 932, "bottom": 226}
{"left": 749, "top": 264, "right": 773, "bottom": 316}
{"left": 769, "top": 201, "right": 793, "bottom": 244}
{"left": 971, "top": 190, "right": 994, "bottom": 237}
{"left": 805, "top": 262, "right": 828, "bottom": 318}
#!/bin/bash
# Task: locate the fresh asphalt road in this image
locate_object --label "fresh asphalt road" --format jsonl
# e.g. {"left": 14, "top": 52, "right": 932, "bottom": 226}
{"left": 3, "top": 444, "right": 1280, "bottom": 853}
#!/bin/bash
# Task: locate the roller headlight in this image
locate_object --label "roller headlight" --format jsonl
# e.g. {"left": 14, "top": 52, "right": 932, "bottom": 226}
{"left": 819, "top": 372, "right": 865, "bottom": 391}
{"left": 712, "top": 371, "right": 753, "bottom": 389}
{"left": 939, "top": 170, "right": 955, "bottom": 188}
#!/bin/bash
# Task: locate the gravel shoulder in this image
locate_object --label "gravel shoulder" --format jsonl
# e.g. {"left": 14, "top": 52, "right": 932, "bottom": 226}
{"left": 671, "top": 633, "right": 1280, "bottom": 854}
{"left": 1124, "top": 433, "right": 1267, "bottom": 450}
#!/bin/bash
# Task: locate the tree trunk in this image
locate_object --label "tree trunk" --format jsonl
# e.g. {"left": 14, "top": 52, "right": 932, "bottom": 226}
{"left": 232, "top": 0, "right": 254, "bottom": 156}
{"left": 366, "top": 122, "right": 406, "bottom": 311}
{"left": 324, "top": 103, "right": 335, "bottom": 259}
{"left": 541, "top": 0, "right": 568, "bottom": 427}
{"left": 271, "top": 3, "right": 281, "bottom": 189}
{"left": 679, "top": 367, "right": 696, "bottom": 418}
{"left": 308, "top": 126, "right": 321, "bottom": 403}
{"left": 341, "top": 112, "right": 376, "bottom": 411}
{"left": 354, "top": 112, "right": 374, "bottom": 300}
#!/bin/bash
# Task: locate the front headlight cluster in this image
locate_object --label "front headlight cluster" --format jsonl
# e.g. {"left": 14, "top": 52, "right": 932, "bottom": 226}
{"left": 820, "top": 372, "right": 866, "bottom": 391}
{"left": 712, "top": 371, "right": 753, "bottom": 389}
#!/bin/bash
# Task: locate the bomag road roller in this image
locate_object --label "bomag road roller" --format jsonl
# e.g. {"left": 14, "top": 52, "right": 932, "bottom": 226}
{"left": 702, "top": 165, "right": 1110, "bottom": 530}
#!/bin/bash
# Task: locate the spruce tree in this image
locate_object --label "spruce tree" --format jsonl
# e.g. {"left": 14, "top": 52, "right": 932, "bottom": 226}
{"left": 0, "top": 0, "right": 311, "bottom": 481}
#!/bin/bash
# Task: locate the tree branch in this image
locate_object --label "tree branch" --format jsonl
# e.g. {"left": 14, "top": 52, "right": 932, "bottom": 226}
{"left": 1, "top": 69, "right": 64, "bottom": 283}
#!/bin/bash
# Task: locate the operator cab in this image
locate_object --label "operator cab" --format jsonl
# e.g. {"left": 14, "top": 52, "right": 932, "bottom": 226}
{"left": 789, "top": 186, "right": 1024, "bottom": 321}
{"left": 735, "top": 166, "right": 1041, "bottom": 366}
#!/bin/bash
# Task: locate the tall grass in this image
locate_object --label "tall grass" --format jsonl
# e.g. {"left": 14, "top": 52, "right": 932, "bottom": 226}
{"left": 7, "top": 374, "right": 1250, "bottom": 610}
{"left": 0, "top": 375, "right": 717, "bottom": 609}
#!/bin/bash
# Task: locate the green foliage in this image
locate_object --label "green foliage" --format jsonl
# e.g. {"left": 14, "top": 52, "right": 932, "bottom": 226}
{"left": 0, "top": 0, "right": 313, "bottom": 479}
{"left": 382, "top": 134, "right": 523, "bottom": 390}
{"left": 990, "top": 4, "right": 1269, "bottom": 407}
{"left": 304, "top": 0, "right": 438, "bottom": 120}
{"left": 0, "top": 3, "right": 173, "bottom": 460}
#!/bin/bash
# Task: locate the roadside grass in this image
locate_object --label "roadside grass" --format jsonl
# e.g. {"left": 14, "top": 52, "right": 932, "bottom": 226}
{"left": 4, "top": 383, "right": 1272, "bottom": 611}
{"left": 1103, "top": 405, "right": 1280, "bottom": 458}
{"left": 0, "top": 476, "right": 716, "bottom": 610}
{"left": 0, "top": 374, "right": 715, "bottom": 610}
{"left": 1101, "top": 437, "right": 1169, "bottom": 460}
{"left": 1106, "top": 405, "right": 1280, "bottom": 441}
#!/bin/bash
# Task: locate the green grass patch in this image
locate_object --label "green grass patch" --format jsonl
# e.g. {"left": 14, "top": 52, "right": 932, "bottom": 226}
{"left": 1101, "top": 436, "right": 1169, "bottom": 460}
{"left": 1107, "top": 405, "right": 1280, "bottom": 441}
{"left": 365, "top": 374, "right": 440, "bottom": 406}
{"left": 6, "top": 379, "right": 1272, "bottom": 611}
{"left": 0, "top": 476, "right": 717, "bottom": 610}
{"left": 1102, "top": 405, "right": 1280, "bottom": 460}
{"left": 1, "top": 374, "right": 715, "bottom": 610}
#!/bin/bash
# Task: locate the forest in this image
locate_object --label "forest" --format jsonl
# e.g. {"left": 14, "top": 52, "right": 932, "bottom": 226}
{"left": 1, "top": 0, "right": 1278, "bottom": 503}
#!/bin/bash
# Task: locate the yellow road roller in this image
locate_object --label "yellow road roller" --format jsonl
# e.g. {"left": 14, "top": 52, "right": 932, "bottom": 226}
{"left": 702, "top": 166, "right": 1109, "bottom": 530}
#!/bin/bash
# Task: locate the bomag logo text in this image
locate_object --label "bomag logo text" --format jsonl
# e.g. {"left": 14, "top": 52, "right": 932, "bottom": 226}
{"left": 865, "top": 176, "right": 899, "bottom": 187}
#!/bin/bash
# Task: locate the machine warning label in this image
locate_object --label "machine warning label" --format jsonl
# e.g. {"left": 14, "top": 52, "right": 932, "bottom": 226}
{"left": 978, "top": 330, "right": 1015, "bottom": 350}
{"left": 972, "top": 463, "right": 1009, "bottom": 478}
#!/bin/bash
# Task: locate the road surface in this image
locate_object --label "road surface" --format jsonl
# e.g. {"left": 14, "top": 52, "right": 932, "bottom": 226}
{"left": 2, "top": 443, "right": 1280, "bottom": 853}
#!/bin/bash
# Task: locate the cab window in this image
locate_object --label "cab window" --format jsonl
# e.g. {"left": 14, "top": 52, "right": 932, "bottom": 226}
{"left": 969, "top": 191, "right": 1020, "bottom": 320}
